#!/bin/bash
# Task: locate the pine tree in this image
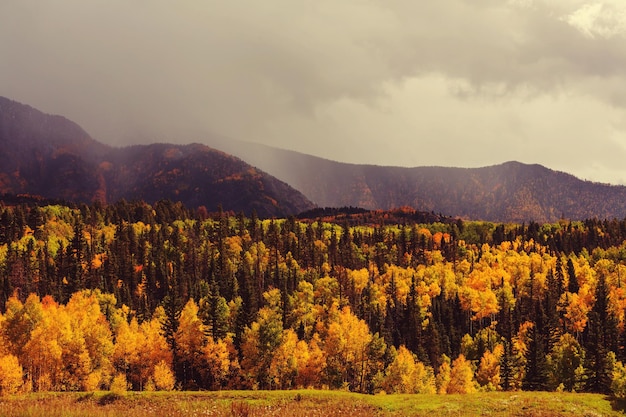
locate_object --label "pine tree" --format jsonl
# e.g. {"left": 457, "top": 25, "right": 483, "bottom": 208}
{"left": 583, "top": 274, "right": 617, "bottom": 393}
{"left": 567, "top": 258, "right": 579, "bottom": 294}
{"left": 522, "top": 302, "right": 549, "bottom": 391}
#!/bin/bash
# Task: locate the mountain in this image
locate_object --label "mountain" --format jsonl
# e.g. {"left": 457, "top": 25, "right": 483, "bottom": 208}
{"left": 5, "top": 95, "right": 625, "bottom": 223}
{"left": 203, "top": 137, "right": 626, "bottom": 223}
{"left": 0, "top": 97, "right": 314, "bottom": 217}
{"left": 101, "top": 142, "right": 313, "bottom": 217}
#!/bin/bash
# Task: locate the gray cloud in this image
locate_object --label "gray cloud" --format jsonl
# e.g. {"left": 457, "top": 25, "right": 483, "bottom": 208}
{"left": 2, "top": 0, "right": 626, "bottom": 184}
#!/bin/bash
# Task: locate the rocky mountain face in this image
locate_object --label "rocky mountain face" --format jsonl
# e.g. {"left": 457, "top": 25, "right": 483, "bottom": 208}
{"left": 0, "top": 97, "right": 314, "bottom": 217}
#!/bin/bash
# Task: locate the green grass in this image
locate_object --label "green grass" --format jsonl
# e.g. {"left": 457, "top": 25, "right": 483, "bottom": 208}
{"left": 369, "top": 391, "right": 626, "bottom": 416}
{"left": 0, "top": 390, "right": 624, "bottom": 416}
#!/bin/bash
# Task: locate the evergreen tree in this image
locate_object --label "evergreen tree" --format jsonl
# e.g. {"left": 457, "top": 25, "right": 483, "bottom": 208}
{"left": 567, "top": 258, "right": 579, "bottom": 294}
{"left": 522, "top": 302, "right": 549, "bottom": 391}
{"left": 583, "top": 274, "right": 617, "bottom": 393}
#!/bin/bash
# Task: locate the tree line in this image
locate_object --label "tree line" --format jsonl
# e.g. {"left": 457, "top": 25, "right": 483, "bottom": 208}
{"left": 2, "top": 200, "right": 626, "bottom": 395}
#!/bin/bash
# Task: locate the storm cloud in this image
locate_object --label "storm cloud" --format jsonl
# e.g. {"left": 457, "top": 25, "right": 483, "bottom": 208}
{"left": 2, "top": 0, "right": 626, "bottom": 183}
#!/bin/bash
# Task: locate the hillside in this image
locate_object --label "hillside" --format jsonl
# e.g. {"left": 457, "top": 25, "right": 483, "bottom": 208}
{"left": 204, "top": 137, "right": 626, "bottom": 222}
{"left": 0, "top": 97, "right": 314, "bottom": 217}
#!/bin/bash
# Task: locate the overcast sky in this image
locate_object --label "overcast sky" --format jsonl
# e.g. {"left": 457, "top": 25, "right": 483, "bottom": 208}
{"left": 2, "top": 1, "right": 626, "bottom": 184}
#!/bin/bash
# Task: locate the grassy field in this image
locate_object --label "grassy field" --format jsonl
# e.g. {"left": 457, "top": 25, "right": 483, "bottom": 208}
{"left": 0, "top": 390, "right": 624, "bottom": 417}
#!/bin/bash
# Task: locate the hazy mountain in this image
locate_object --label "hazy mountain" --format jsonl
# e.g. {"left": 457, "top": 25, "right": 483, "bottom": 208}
{"left": 204, "top": 137, "right": 626, "bottom": 223}
{"left": 0, "top": 97, "right": 314, "bottom": 217}
{"left": 4, "top": 94, "right": 625, "bottom": 223}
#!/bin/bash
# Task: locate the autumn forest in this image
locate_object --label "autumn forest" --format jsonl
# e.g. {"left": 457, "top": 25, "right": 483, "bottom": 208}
{"left": 2, "top": 201, "right": 626, "bottom": 398}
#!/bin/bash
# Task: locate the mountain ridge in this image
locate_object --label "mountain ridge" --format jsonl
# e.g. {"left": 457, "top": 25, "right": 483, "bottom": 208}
{"left": 0, "top": 96, "right": 314, "bottom": 217}
{"left": 201, "top": 136, "right": 626, "bottom": 223}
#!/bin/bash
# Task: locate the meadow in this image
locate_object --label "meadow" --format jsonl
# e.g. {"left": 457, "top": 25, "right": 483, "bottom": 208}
{"left": 0, "top": 390, "right": 624, "bottom": 417}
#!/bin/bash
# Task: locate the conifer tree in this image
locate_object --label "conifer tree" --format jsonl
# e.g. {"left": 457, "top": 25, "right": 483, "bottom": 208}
{"left": 522, "top": 302, "right": 549, "bottom": 391}
{"left": 583, "top": 274, "right": 617, "bottom": 393}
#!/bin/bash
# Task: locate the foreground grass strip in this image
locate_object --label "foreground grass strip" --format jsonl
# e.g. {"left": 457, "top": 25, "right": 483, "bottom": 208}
{"left": 368, "top": 391, "right": 626, "bottom": 416}
{"left": 0, "top": 390, "right": 624, "bottom": 417}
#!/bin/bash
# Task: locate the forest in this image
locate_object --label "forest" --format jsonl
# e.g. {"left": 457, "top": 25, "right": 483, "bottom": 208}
{"left": 2, "top": 200, "right": 626, "bottom": 396}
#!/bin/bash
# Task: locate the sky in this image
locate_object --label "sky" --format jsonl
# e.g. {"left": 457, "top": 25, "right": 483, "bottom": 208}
{"left": 2, "top": 1, "right": 626, "bottom": 184}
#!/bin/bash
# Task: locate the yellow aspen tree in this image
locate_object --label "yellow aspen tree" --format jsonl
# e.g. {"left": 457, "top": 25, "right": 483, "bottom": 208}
{"left": 65, "top": 291, "right": 114, "bottom": 390}
{"left": 459, "top": 269, "right": 499, "bottom": 321}
{"left": 0, "top": 354, "right": 23, "bottom": 395}
{"left": 244, "top": 308, "right": 283, "bottom": 388}
{"left": 22, "top": 297, "right": 90, "bottom": 391}
{"left": 223, "top": 335, "right": 242, "bottom": 389}
{"left": 447, "top": 354, "right": 477, "bottom": 394}
{"left": 295, "top": 335, "right": 325, "bottom": 389}
{"left": 382, "top": 345, "right": 436, "bottom": 394}
{"left": 239, "top": 322, "right": 262, "bottom": 389}
{"left": 201, "top": 335, "right": 231, "bottom": 390}
{"left": 288, "top": 280, "right": 315, "bottom": 336}
{"left": 413, "top": 360, "right": 437, "bottom": 394}
{"left": 476, "top": 345, "right": 503, "bottom": 391}
{"left": 23, "top": 323, "right": 62, "bottom": 391}
{"left": 24, "top": 298, "right": 92, "bottom": 391}
{"left": 323, "top": 306, "right": 373, "bottom": 391}
{"left": 313, "top": 276, "right": 340, "bottom": 320}
{"left": 292, "top": 339, "right": 311, "bottom": 388}
{"left": 382, "top": 346, "right": 411, "bottom": 393}
{"left": 112, "top": 317, "right": 139, "bottom": 387}
{"left": 269, "top": 329, "right": 299, "bottom": 389}
{"left": 175, "top": 299, "right": 206, "bottom": 387}
{"left": 110, "top": 373, "right": 128, "bottom": 394}
{"left": 152, "top": 360, "right": 176, "bottom": 391}
{"left": 136, "top": 316, "right": 173, "bottom": 390}
{"left": 436, "top": 354, "right": 451, "bottom": 394}
{"left": 22, "top": 298, "right": 63, "bottom": 391}
{"left": 563, "top": 292, "right": 590, "bottom": 334}
{"left": 57, "top": 312, "right": 92, "bottom": 391}
{"left": 509, "top": 320, "right": 533, "bottom": 390}
{"left": 0, "top": 314, "right": 6, "bottom": 357}
{"left": 347, "top": 268, "right": 369, "bottom": 300}
{"left": 2, "top": 294, "right": 43, "bottom": 361}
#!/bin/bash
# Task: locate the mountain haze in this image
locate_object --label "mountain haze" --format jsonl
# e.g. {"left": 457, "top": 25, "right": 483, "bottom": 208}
{"left": 204, "top": 137, "right": 626, "bottom": 223}
{"left": 0, "top": 97, "right": 314, "bottom": 217}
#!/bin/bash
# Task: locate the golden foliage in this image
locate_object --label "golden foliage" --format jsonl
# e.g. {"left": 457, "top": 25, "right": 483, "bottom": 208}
{"left": 382, "top": 345, "right": 436, "bottom": 394}
{"left": 476, "top": 346, "right": 503, "bottom": 391}
{"left": 0, "top": 354, "right": 23, "bottom": 395}
{"left": 447, "top": 354, "right": 477, "bottom": 394}
{"left": 152, "top": 360, "right": 175, "bottom": 391}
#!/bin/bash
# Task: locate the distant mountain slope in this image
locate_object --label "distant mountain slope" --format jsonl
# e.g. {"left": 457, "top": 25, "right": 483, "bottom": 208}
{"left": 0, "top": 96, "right": 109, "bottom": 203}
{"left": 204, "top": 137, "right": 626, "bottom": 223}
{"left": 103, "top": 143, "right": 313, "bottom": 217}
{"left": 0, "top": 97, "right": 314, "bottom": 217}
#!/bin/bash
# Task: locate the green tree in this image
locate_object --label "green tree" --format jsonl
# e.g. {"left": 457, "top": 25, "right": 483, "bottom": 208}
{"left": 584, "top": 274, "right": 617, "bottom": 393}
{"left": 240, "top": 289, "right": 283, "bottom": 389}
{"left": 546, "top": 333, "right": 584, "bottom": 391}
